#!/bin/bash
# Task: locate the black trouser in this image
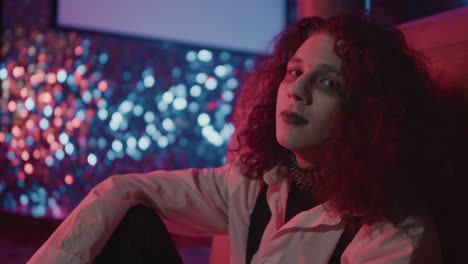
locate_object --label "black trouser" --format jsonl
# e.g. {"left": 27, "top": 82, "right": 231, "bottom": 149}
{"left": 93, "top": 205, "right": 184, "bottom": 264}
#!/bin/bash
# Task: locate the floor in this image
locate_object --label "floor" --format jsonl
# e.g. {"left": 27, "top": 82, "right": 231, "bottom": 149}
{"left": 0, "top": 239, "right": 211, "bottom": 263}
{"left": 0, "top": 211, "right": 212, "bottom": 264}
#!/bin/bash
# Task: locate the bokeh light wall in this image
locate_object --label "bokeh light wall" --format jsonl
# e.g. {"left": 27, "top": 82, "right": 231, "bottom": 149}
{"left": 0, "top": 0, "right": 257, "bottom": 219}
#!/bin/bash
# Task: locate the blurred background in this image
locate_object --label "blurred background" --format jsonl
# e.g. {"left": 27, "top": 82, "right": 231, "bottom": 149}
{"left": 1, "top": 0, "right": 467, "bottom": 263}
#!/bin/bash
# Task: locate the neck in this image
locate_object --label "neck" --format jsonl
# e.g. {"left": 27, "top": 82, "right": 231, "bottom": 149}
{"left": 292, "top": 152, "right": 317, "bottom": 169}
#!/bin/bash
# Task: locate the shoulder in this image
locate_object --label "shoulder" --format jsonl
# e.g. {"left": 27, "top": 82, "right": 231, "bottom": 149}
{"left": 343, "top": 214, "right": 443, "bottom": 263}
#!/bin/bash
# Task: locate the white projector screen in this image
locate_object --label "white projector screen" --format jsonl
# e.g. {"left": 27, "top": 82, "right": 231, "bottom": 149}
{"left": 56, "top": 0, "right": 286, "bottom": 54}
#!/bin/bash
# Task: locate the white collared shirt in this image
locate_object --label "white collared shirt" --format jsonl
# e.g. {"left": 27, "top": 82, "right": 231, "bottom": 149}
{"left": 28, "top": 161, "right": 443, "bottom": 263}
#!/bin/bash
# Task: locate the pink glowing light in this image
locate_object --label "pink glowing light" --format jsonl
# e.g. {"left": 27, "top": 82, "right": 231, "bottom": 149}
{"left": 51, "top": 141, "right": 61, "bottom": 151}
{"left": 98, "top": 80, "right": 109, "bottom": 92}
{"left": 20, "top": 108, "right": 29, "bottom": 118}
{"left": 72, "top": 117, "right": 81, "bottom": 128}
{"left": 20, "top": 88, "right": 29, "bottom": 98}
{"left": 26, "top": 119, "right": 34, "bottom": 130}
{"left": 12, "top": 126, "right": 21, "bottom": 137}
{"left": 46, "top": 133, "right": 55, "bottom": 144}
{"left": 11, "top": 138, "right": 18, "bottom": 149}
{"left": 21, "top": 151, "right": 30, "bottom": 161}
{"left": 39, "top": 91, "right": 52, "bottom": 104}
{"left": 46, "top": 73, "right": 57, "bottom": 84}
{"left": 54, "top": 106, "right": 63, "bottom": 116}
{"left": 18, "top": 172, "right": 26, "bottom": 181}
{"left": 18, "top": 139, "right": 25, "bottom": 149}
{"left": 12, "top": 66, "right": 25, "bottom": 78}
{"left": 74, "top": 46, "right": 84, "bottom": 56}
{"left": 65, "top": 174, "right": 74, "bottom": 185}
{"left": 30, "top": 70, "right": 46, "bottom": 84}
{"left": 7, "top": 100, "right": 17, "bottom": 112}
{"left": 53, "top": 117, "right": 63, "bottom": 127}
{"left": 24, "top": 163, "right": 34, "bottom": 174}
{"left": 0, "top": 133, "right": 5, "bottom": 143}
{"left": 33, "top": 149, "right": 41, "bottom": 159}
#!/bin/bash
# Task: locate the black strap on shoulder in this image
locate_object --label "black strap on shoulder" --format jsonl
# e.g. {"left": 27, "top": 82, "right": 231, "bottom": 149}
{"left": 245, "top": 182, "right": 361, "bottom": 264}
{"left": 245, "top": 183, "right": 271, "bottom": 264}
{"left": 328, "top": 220, "right": 361, "bottom": 264}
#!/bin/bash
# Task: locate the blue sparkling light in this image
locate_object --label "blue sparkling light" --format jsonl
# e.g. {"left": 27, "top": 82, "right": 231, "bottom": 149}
{"left": 190, "top": 85, "right": 202, "bottom": 97}
{"left": 97, "top": 98, "right": 108, "bottom": 108}
{"left": 174, "top": 84, "right": 187, "bottom": 98}
{"left": 226, "top": 78, "right": 239, "bottom": 89}
{"left": 76, "top": 109, "right": 86, "bottom": 121}
{"left": 0, "top": 68, "right": 7, "bottom": 80}
{"left": 186, "top": 51, "right": 197, "bottom": 62}
{"left": 77, "top": 64, "right": 86, "bottom": 75}
{"left": 197, "top": 113, "right": 210, "bottom": 127}
{"left": 43, "top": 105, "right": 53, "bottom": 117}
{"left": 20, "top": 194, "right": 29, "bottom": 205}
{"left": 162, "top": 91, "right": 174, "bottom": 104}
{"left": 202, "top": 125, "right": 223, "bottom": 147}
{"left": 214, "top": 65, "right": 228, "bottom": 77}
{"left": 188, "top": 102, "right": 200, "bottom": 113}
{"left": 7, "top": 151, "right": 15, "bottom": 160}
{"left": 82, "top": 91, "right": 92, "bottom": 103}
{"left": 57, "top": 70, "right": 67, "bottom": 83}
{"left": 112, "top": 140, "right": 123, "bottom": 152}
{"left": 145, "top": 124, "right": 158, "bottom": 136}
{"left": 92, "top": 89, "right": 101, "bottom": 98}
{"left": 48, "top": 197, "right": 57, "bottom": 207}
{"left": 31, "top": 205, "right": 46, "bottom": 218}
{"left": 106, "top": 150, "right": 116, "bottom": 160}
{"left": 87, "top": 153, "right": 97, "bottom": 166}
{"left": 198, "top": 49, "right": 213, "bottom": 62}
{"left": 119, "top": 100, "right": 133, "bottom": 114}
{"left": 205, "top": 78, "right": 218, "bottom": 90}
{"left": 98, "top": 108, "right": 108, "bottom": 120}
{"left": 25, "top": 97, "right": 35, "bottom": 111}
{"left": 59, "top": 132, "right": 69, "bottom": 145}
{"left": 144, "top": 75, "right": 155, "bottom": 88}
{"left": 98, "top": 137, "right": 107, "bottom": 149}
{"left": 65, "top": 143, "right": 75, "bottom": 155}
{"left": 126, "top": 136, "right": 137, "bottom": 149}
{"left": 39, "top": 118, "right": 49, "bottom": 130}
{"left": 55, "top": 150, "right": 65, "bottom": 160}
{"left": 173, "top": 97, "right": 187, "bottom": 110}
{"left": 45, "top": 155, "right": 54, "bottom": 167}
{"left": 138, "top": 136, "right": 151, "bottom": 151}
{"left": 222, "top": 90, "right": 235, "bottom": 102}
{"left": 133, "top": 104, "right": 143, "bottom": 117}
{"left": 195, "top": 73, "right": 207, "bottom": 84}
{"left": 67, "top": 75, "right": 75, "bottom": 86}
{"left": 144, "top": 111, "right": 155, "bottom": 123}
{"left": 157, "top": 101, "right": 168, "bottom": 112}
{"left": 157, "top": 136, "right": 169, "bottom": 148}
{"left": 162, "top": 118, "right": 175, "bottom": 132}
{"left": 26, "top": 136, "right": 34, "bottom": 146}
{"left": 99, "top": 53, "right": 109, "bottom": 64}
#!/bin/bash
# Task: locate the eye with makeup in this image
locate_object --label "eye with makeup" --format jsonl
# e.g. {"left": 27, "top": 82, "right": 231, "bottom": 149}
{"left": 285, "top": 67, "right": 303, "bottom": 81}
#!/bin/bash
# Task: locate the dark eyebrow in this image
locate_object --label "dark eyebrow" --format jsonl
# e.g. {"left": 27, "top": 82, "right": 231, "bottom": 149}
{"left": 288, "top": 56, "right": 341, "bottom": 74}
{"left": 318, "top": 64, "right": 341, "bottom": 75}
{"left": 288, "top": 56, "right": 303, "bottom": 64}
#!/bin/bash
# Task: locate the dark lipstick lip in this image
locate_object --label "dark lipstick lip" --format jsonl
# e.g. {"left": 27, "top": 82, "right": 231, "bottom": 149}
{"left": 281, "top": 111, "right": 309, "bottom": 125}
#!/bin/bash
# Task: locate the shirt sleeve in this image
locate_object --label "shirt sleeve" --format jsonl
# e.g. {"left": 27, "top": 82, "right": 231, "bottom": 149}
{"left": 28, "top": 162, "right": 237, "bottom": 264}
{"left": 341, "top": 214, "right": 444, "bottom": 264}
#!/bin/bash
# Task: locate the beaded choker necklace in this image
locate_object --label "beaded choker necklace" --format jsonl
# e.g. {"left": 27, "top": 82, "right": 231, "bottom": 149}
{"left": 288, "top": 155, "right": 322, "bottom": 191}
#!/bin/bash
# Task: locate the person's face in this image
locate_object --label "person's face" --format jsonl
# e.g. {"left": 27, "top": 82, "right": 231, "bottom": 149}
{"left": 275, "top": 33, "right": 344, "bottom": 164}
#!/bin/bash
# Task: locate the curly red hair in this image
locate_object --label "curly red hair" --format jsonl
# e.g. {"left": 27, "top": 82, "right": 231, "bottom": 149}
{"left": 230, "top": 12, "right": 467, "bottom": 233}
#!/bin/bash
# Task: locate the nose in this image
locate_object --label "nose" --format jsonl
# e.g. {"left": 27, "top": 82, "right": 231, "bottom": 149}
{"left": 288, "top": 77, "right": 311, "bottom": 104}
